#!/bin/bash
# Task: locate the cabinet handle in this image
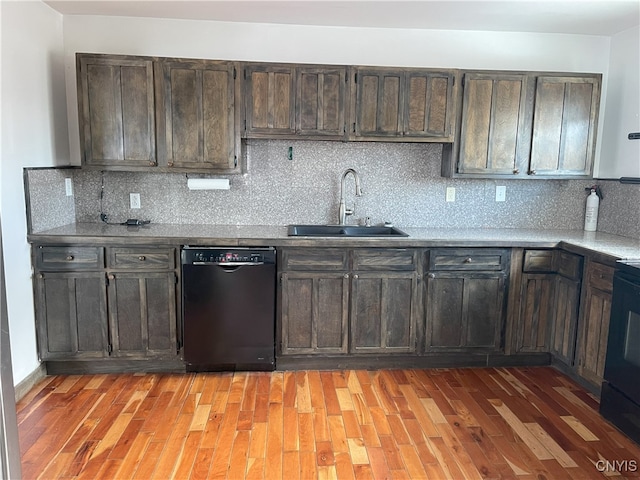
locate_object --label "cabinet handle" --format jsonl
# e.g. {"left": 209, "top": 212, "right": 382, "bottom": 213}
{"left": 138, "top": 256, "right": 146, "bottom": 261}
{"left": 530, "top": 170, "right": 537, "bottom": 175}
{"left": 167, "top": 162, "right": 174, "bottom": 167}
{"left": 513, "top": 168, "right": 520, "bottom": 174}
{"left": 344, "top": 274, "right": 349, "bottom": 279}
{"left": 37, "top": 273, "right": 44, "bottom": 279}
{"left": 464, "top": 257, "right": 473, "bottom": 263}
{"left": 428, "top": 273, "right": 436, "bottom": 279}
{"left": 66, "top": 255, "right": 74, "bottom": 261}
{"left": 353, "top": 274, "right": 359, "bottom": 279}
{"left": 148, "top": 161, "right": 156, "bottom": 167}
{"left": 108, "top": 274, "right": 115, "bottom": 280}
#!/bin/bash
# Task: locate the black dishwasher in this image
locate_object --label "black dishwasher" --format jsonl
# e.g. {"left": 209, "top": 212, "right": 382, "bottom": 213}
{"left": 181, "top": 247, "right": 276, "bottom": 372}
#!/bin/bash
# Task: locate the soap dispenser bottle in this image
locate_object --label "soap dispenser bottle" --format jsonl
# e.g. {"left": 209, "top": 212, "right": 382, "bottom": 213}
{"left": 584, "top": 186, "right": 600, "bottom": 232}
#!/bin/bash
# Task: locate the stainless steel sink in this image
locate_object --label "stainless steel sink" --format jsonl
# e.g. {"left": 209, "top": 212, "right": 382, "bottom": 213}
{"left": 287, "top": 224, "right": 408, "bottom": 237}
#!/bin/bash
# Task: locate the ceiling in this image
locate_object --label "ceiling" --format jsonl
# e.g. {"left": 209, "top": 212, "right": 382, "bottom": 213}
{"left": 44, "top": 0, "right": 640, "bottom": 36}
{"left": 45, "top": 0, "right": 640, "bottom": 36}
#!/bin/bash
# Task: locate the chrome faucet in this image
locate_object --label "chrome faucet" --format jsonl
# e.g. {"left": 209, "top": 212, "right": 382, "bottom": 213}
{"left": 338, "top": 168, "right": 363, "bottom": 225}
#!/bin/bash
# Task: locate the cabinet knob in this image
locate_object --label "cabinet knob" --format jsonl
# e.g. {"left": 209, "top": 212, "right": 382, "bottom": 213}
{"left": 344, "top": 274, "right": 349, "bottom": 279}
{"left": 167, "top": 162, "right": 174, "bottom": 167}
{"left": 464, "top": 257, "right": 473, "bottom": 263}
{"left": 108, "top": 274, "right": 115, "bottom": 280}
{"left": 513, "top": 168, "right": 520, "bottom": 174}
{"left": 353, "top": 274, "right": 359, "bottom": 279}
{"left": 37, "top": 273, "right": 44, "bottom": 279}
{"left": 530, "top": 170, "right": 537, "bottom": 175}
{"left": 428, "top": 273, "right": 436, "bottom": 279}
{"left": 66, "top": 255, "right": 74, "bottom": 261}
{"left": 138, "top": 255, "right": 146, "bottom": 261}
{"left": 148, "top": 161, "right": 157, "bottom": 167}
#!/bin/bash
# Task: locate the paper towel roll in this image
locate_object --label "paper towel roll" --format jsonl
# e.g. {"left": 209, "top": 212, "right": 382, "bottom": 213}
{"left": 187, "top": 178, "right": 230, "bottom": 190}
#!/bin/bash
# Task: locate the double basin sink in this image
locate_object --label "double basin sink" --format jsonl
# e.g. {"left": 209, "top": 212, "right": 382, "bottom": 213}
{"left": 288, "top": 224, "right": 408, "bottom": 237}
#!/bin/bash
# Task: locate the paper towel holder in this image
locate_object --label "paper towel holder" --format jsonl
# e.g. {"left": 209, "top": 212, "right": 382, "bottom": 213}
{"left": 186, "top": 177, "right": 230, "bottom": 190}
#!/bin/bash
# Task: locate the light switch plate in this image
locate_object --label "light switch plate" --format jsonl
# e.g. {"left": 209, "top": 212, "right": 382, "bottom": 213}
{"left": 446, "top": 187, "right": 456, "bottom": 202}
{"left": 130, "top": 193, "right": 141, "bottom": 209}
{"left": 496, "top": 185, "right": 506, "bottom": 202}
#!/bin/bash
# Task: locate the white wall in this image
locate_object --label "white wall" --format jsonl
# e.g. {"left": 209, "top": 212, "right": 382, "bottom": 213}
{"left": 62, "top": 15, "right": 611, "bottom": 169}
{"left": 597, "top": 26, "right": 640, "bottom": 178}
{"left": 1, "top": 1, "right": 68, "bottom": 384}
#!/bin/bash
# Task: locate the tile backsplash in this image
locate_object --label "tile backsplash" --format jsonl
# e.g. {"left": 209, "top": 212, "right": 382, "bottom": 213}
{"left": 26, "top": 140, "right": 639, "bottom": 239}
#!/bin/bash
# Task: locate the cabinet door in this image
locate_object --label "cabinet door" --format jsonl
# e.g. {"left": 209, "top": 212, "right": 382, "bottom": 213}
{"left": 530, "top": 76, "right": 600, "bottom": 176}
{"left": 77, "top": 55, "right": 156, "bottom": 168}
{"left": 516, "top": 273, "right": 554, "bottom": 353}
{"left": 404, "top": 70, "right": 455, "bottom": 140}
{"left": 157, "top": 60, "right": 239, "bottom": 171}
{"left": 575, "top": 262, "right": 614, "bottom": 386}
{"left": 245, "top": 64, "right": 296, "bottom": 136}
{"left": 458, "top": 73, "right": 529, "bottom": 175}
{"left": 35, "top": 272, "right": 108, "bottom": 359}
{"left": 425, "top": 273, "right": 505, "bottom": 352}
{"left": 550, "top": 275, "right": 581, "bottom": 365}
{"left": 350, "top": 272, "right": 417, "bottom": 354}
{"left": 107, "top": 272, "right": 178, "bottom": 358}
{"left": 297, "top": 66, "right": 346, "bottom": 137}
{"left": 353, "top": 69, "right": 404, "bottom": 137}
{"left": 280, "top": 272, "right": 349, "bottom": 354}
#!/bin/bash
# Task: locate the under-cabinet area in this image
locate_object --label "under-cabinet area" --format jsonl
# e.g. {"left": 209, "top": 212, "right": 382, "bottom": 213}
{"left": 29, "top": 234, "right": 625, "bottom": 395}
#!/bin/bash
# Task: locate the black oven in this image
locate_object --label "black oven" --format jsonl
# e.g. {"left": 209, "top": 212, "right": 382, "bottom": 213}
{"left": 600, "top": 260, "right": 640, "bottom": 445}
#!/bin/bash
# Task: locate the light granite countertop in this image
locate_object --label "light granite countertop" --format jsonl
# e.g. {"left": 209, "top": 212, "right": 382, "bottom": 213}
{"left": 28, "top": 223, "right": 640, "bottom": 261}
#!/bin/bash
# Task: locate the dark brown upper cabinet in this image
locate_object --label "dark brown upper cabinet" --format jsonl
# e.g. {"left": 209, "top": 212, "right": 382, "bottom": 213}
{"left": 77, "top": 54, "right": 156, "bottom": 169}
{"left": 444, "top": 71, "right": 601, "bottom": 179}
{"left": 529, "top": 76, "right": 600, "bottom": 177}
{"left": 244, "top": 63, "right": 347, "bottom": 139}
{"left": 456, "top": 73, "right": 531, "bottom": 175}
{"left": 296, "top": 66, "right": 346, "bottom": 138}
{"left": 156, "top": 59, "right": 241, "bottom": 172}
{"left": 244, "top": 64, "right": 296, "bottom": 137}
{"left": 350, "top": 67, "right": 456, "bottom": 142}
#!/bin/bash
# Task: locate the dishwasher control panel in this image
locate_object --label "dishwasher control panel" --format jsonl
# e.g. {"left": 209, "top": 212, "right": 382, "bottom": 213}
{"left": 182, "top": 247, "right": 276, "bottom": 265}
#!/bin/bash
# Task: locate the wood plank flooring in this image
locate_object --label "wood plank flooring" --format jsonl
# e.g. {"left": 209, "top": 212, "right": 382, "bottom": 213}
{"left": 16, "top": 367, "right": 640, "bottom": 479}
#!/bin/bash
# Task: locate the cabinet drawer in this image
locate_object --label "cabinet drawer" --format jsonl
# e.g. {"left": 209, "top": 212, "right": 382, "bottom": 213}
{"left": 107, "top": 247, "right": 175, "bottom": 270}
{"left": 523, "top": 250, "right": 554, "bottom": 272}
{"left": 586, "top": 262, "right": 614, "bottom": 293}
{"left": 429, "top": 248, "right": 509, "bottom": 271}
{"left": 281, "top": 249, "right": 348, "bottom": 271}
{"left": 352, "top": 249, "right": 417, "bottom": 271}
{"left": 36, "top": 246, "right": 104, "bottom": 271}
{"left": 556, "top": 251, "right": 583, "bottom": 280}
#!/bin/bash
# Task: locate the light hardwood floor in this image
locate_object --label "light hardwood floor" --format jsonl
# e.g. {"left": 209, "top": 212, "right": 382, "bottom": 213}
{"left": 17, "top": 367, "right": 640, "bottom": 479}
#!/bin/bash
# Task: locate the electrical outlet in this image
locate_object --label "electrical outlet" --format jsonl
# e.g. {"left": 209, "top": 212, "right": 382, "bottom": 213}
{"left": 65, "top": 178, "right": 73, "bottom": 197}
{"left": 446, "top": 187, "right": 456, "bottom": 202}
{"left": 130, "top": 193, "right": 141, "bottom": 209}
{"left": 496, "top": 185, "right": 506, "bottom": 202}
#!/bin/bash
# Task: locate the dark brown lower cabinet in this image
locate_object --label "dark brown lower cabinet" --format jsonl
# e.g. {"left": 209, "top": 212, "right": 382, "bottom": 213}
{"left": 33, "top": 245, "right": 181, "bottom": 366}
{"left": 424, "top": 248, "right": 510, "bottom": 354}
{"left": 575, "top": 261, "right": 614, "bottom": 387}
{"left": 515, "top": 249, "right": 583, "bottom": 361}
{"left": 278, "top": 247, "right": 418, "bottom": 356}
{"left": 34, "top": 272, "right": 109, "bottom": 359}
{"left": 550, "top": 274, "right": 582, "bottom": 365}
{"left": 425, "top": 273, "right": 506, "bottom": 352}
{"left": 350, "top": 272, "right": 417, "bottom": 354}
{"left": 107, "top": 272, "right": 178, "bottom": 357}
{"left": 280, "top": 272, "right": 349, "bottom": 354}
{"left": 516, "top": 273, "right": 555, "bottom": 353}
